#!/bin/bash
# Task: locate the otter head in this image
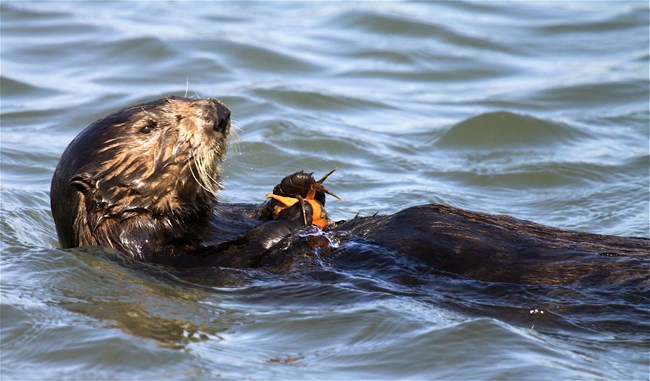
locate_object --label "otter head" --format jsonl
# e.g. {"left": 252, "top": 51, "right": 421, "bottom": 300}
{"left": 50, "top": 96, "right": 231, "bottom": 259}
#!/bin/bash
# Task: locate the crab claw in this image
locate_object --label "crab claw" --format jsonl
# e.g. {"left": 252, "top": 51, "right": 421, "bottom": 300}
{"left": 308, "top": 168, "right": 345, "bottom": 202}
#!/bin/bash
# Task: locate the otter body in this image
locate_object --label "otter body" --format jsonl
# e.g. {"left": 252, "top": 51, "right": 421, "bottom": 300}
{"left": 50, "top": 97, "right": 649, "bottom": 286}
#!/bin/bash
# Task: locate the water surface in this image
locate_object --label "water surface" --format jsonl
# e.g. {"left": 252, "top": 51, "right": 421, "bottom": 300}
{"left": 1, "top": 1, "right": 649, "bottom": 380}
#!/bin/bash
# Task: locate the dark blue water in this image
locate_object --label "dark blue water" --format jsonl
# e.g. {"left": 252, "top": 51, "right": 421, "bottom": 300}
{"left": 1, "top": 2, "right": 648, "bottom": 380}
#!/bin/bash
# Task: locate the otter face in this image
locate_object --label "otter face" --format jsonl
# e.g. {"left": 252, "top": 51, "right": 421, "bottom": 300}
{"left": 51, "top": 96, "right": 231, "bottom": 251}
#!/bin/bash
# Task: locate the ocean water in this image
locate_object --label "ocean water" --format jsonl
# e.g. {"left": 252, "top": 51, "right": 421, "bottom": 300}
{"left": 1, "top": 1, "right": 649, "bottom": 380}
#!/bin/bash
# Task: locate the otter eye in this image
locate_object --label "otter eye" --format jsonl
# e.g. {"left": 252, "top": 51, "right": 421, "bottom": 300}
{"left": 139, "top": 121, "right": 157, "bottom": 134}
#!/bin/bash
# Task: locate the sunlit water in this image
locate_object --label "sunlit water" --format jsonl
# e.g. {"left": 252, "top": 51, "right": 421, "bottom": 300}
{"left": 1, "top": 2, "right": 649, "bottom": 380}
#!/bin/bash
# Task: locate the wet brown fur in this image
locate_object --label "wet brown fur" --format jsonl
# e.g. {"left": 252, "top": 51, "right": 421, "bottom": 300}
{"left": 51, "top": 97, "right": 231, "bottom": 261}
{"left": 51, "top": 97, "right": 649, "bottom": 285}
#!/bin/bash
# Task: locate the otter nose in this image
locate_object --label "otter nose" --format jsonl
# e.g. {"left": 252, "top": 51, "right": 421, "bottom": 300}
{"left": 193, "top": 98, "right": 231, "bottom": 134}
{"left": 214, "top": 103, "right": 231, "bottom": 133}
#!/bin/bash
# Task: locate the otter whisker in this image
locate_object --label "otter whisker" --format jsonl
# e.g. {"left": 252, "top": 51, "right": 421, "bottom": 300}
{"left": 202, "top": 141, "right": 225, "bottom": 183}
{"left": 199, "top": 158, "right": 220, "bottom": 188}
{"left": 188, "top": 145, "right": 222, "bottom": 198}
{"left": 189, "top": 158, "right": 216, "bottom": 197}
{"left": 197, "top": 156, "right": 216, "bottom": 190}
{"left": 227, "top": 121, "right": 241, "bottom": 156}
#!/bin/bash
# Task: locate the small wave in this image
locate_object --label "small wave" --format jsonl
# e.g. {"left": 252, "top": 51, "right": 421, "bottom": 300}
{"left": 535, "top": 5, "right": 646, "bottom": 34}
{"left": 435, "top": 111, "right": 585, "bottom": 150}
{"left": 325, "top": 8, "right": 515, "bottom": 55}
{"left": 531, "top": 80, "right": 648, "bottom": 110}
{"left": 251, "top": 85, "right": 391, "bottom": 112}
{"left": 214, "top": 39, "right": 323, "bottom": 74}
{"left": 0, "top": 76, "right": 62, "bottom": 98}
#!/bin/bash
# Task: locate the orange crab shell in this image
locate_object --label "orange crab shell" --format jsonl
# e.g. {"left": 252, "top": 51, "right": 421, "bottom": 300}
{"left": 265, "top": 193, "right": 332, "bottom": 229}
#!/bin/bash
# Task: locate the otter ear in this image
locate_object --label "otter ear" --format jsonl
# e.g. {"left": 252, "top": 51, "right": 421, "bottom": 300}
{"left": 70, "top": 172, "right": 94, "bottom": 194}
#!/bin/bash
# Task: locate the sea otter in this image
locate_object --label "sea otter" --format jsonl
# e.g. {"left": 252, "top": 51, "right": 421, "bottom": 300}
{"left": 50, "top": 96, "right": 649, "bottom": 286}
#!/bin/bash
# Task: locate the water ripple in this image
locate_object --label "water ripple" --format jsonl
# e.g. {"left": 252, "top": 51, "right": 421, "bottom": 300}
{"left": 2, "top": 1, "right": 648, "bottom": 380}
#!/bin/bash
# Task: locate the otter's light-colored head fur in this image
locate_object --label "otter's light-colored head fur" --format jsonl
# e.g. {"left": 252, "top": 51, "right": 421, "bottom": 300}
{"left": 51, "top": 96, "right": 231, "bottom": 259}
